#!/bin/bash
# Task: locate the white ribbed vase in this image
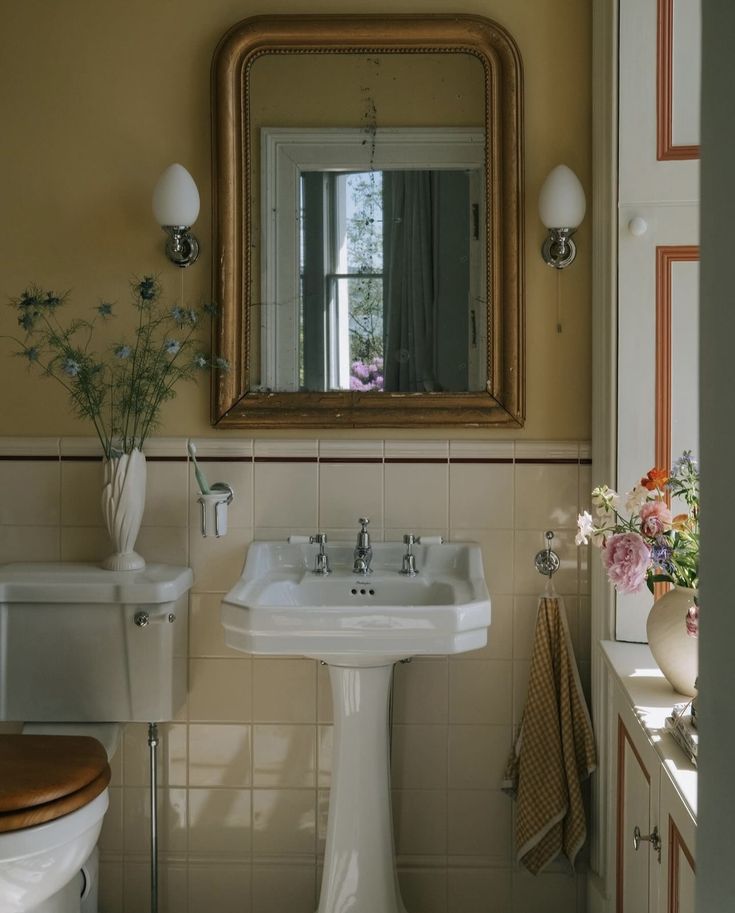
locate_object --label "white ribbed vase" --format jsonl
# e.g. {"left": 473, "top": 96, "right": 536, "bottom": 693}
{"left": 646, "top": 585, "right": 698, "bottom": 697}
{"left": 101, "top": 449, "right": 147, "bottom": 571}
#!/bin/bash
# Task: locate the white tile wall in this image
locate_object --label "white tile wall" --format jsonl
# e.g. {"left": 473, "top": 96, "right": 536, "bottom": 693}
{"left": 0, "top": 437, "right": 592, "bottom": 913}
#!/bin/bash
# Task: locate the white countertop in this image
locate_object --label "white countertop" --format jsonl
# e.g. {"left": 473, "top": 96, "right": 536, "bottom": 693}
{"left": 601, "top": 640, "right": 698, "bottom": 818}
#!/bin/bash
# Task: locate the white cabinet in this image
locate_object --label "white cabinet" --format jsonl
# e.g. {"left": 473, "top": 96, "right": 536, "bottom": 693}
{"left": 605, "top": 642, "right": 696, "bottom": 913}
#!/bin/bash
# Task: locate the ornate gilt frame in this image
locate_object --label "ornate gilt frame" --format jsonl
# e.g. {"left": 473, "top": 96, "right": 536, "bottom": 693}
{"left": 211, "top": 15, "right": 524, "bottom": 428}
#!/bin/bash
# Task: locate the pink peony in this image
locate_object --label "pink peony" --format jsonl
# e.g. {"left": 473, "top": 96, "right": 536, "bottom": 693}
{"left": 638, "top": 500, "right": 673, "bottom": 537}
{"left": 602, "top": 533, "right": 651, "bottom": 594}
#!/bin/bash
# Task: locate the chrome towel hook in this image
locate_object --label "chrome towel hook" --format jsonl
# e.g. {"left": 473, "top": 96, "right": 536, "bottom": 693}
{"left": 534, "top": 530, "right": 560, "bottom": 579}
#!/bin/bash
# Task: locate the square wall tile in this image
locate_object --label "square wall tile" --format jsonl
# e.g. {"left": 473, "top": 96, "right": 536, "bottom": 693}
{"left": 135, "top": 525, "right": 188, "bottom": 566}
{"left": 392, "top": 659, "right": 448, "bottom": 724}
{"left": 61, "top": 460, "right": 103, "bottom": 526}
{"left": 59, "top": 526, "right": 109, "bottom": 562}
{"left": 253, "top": 659, "right": 316, "bottom": 723}
{"left": 448, "top": 868, "right": 512, "bottom": 913}
{"left": 122, "top": 859, "right": 188, "bottom": 913}
{"left": 398, "top": 869, "right": 447, "bottom": 913}
{"left": 317, "top": 726, "right": 332, "bottom": 788}
{"left": 511, "top": 869, "right": 580, "bottom": 913}
{"left": 449, "top": 661, "right": 512, "bottom": 726}
{"left": 189, "top": 658, "right": 251, "bottom": 723}
{"left": 253, "top": 724, "right": 317, "bottom": 788}
{"left": 189, "top": 788, "right": 252, "bottom": 856}
{"left": 447, "top": 790, "right": 511, "bottom": 860}
{"left": 514, "top": 463, "right": 580, "bottom": 530}
{"left": 448, "top": 725, "right": 512, "bottom": 790}
{"left": 451, "top": 529, "right": 514, "bottom": 596}
{"left": 98, "top": 860, "right": 123, "bottom": 913}
{"left": 122, "top": 861, "right": 188, "bottom": 913}
{"left": 99, "top": 786, "right": 123, "bottom": 854}
{"left": 189, "top": 527, "right": 252, "bottom": 593}
{"left": 391, "top": 725, "right": 448, "bottom": 789}
{"left": 190, "top": 593, "right": 242, "bottom": 658}
{"left": 123, "top": 787, "right": 187, "bottom": 855}
{"left": 392, "top": 789, "right": 447, "bottom": 856}
{"left": 253, "top": 462, "right": 318, "bottom": 528}
{"left": 189, "top": 724, "right": 251, "bottom": 787}
{"left": 252, "top": 864, "right": 316, "bottom": 913}
{"left": 449, "top": 462, "right": 514, "bottom": 529}
{"left": 0, "top": 460, "right": 60, "bottom": 526}
{"left": 318, "top": 462, "right": 383, "bottom": 530}
{"left": 317, "top": 664, "right": 333, "bottom": 723}
{"left": 0, "top": 526, "right": 59, "bottom": 563}
{"left": 456, "top": 593, "right": 512, "bottom": 660}
{"left": 188, "top": 863, "right": 251, "bottom": 913}
{"left": 142, "top": 460, "right": 188, "bottom": 527}
{"left": 123, "top": 722, "right": 186, "bottom": 787}
{"left": 384, "top": 463, "right": 448, "bottom": 530}
{"left": 252, "top": 789, "right": 316, "bottom": 855}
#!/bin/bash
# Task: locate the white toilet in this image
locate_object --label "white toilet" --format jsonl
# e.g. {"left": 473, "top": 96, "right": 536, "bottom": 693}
{"left": 0, "top": 562, "right": 193, "bottom": 913}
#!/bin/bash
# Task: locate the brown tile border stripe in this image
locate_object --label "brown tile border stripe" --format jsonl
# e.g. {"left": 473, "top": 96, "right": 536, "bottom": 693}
{"left": 449, "top": 457, "right": 514, "bottom": 464}
{"left": 319, "top": 457, "right": 383, "bottom": 464}
{"left": 515, "top": 458, "right": 582, "bottom": 465}
{"left": 0, "top": 450, "right": 591, "bottom": 465}
{"left": 0, "top": 455, "right": 60, "bottom": 461}
{"left": 384, "top": 457, "right": 448, "bottom": 464}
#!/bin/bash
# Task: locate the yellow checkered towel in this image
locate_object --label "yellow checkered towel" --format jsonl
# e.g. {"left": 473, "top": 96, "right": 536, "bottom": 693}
{"left": 502, "top": 595, "right": 597, "bottom": 874}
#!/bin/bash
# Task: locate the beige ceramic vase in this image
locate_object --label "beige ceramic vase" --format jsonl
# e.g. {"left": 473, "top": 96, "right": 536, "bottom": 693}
{"left": 646, "top": 585, "right": 698, "bottom": 696}
{"left": 101, "top": 448, "right": 147, "bottom": 571}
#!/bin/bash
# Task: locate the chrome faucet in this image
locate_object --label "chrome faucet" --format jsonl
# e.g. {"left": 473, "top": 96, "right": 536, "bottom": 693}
{"left": 310, "top": 533, "right": 331, "bottom": 575}
{"left": 352, "top": 518, "right": 373, "bottom": 575}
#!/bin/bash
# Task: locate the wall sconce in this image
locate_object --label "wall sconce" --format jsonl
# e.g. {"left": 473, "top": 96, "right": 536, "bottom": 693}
{"left": 538, "top": 164, "right": 586, "bottom": 269}
{"left": 152, "top": 163, "right": 200, "bottom": 268}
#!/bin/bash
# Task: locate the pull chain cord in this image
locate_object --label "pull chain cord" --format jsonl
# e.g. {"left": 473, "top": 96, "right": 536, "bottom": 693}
{"left": 556, "top": 269, "right": 563, "bottom": 334}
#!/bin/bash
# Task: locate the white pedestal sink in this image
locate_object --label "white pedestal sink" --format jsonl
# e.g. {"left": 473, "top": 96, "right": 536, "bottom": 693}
{"left": 222, "top": 541, "right": 491, "bottom": 913}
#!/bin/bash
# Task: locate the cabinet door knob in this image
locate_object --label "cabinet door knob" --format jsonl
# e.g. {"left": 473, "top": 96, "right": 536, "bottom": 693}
{"left": 633, "top": 825, "right": 662, "bottom": 862}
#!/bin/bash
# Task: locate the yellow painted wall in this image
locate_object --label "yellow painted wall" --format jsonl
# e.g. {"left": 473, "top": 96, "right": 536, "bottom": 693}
{"left": 0, "top": 0, "right": 591, "bottom": 440}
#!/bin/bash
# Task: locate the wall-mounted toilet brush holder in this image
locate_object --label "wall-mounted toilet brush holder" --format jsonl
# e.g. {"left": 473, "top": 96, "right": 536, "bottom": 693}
{"left": 198, "top": 483, "right": 234, "bottom": 537}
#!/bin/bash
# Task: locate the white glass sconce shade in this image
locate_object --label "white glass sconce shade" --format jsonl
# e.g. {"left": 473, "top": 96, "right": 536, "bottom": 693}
{"left": 152, "top": 164, "right": 200, "bottom": 268}
{"left": 152, "top": 164, "right": 200, "bottom": 227}
{"left": 538, "top": 165, "right": 586, "bottom": 269}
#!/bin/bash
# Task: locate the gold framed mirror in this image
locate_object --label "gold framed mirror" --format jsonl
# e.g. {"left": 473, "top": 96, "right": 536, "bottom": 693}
{"left": 211, "top": 15, "right": 524, "bottom": 428}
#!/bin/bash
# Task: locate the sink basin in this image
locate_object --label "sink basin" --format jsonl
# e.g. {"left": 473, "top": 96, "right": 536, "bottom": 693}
{"left": 221, "top": 540, "right": 491, "bottom": 663}
{"left": 221, "top": 538, "right": 491, "bottom": 913}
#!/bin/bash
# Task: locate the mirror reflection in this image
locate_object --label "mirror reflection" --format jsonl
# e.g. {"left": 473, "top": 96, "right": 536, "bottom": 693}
{"left": 296, "top": 167, "right": 484, "bottom": 394}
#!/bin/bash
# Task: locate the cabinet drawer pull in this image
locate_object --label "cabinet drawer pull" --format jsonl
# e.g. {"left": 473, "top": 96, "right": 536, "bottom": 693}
{"left": 633, "top": 825, "right": 662, "bottom": 861}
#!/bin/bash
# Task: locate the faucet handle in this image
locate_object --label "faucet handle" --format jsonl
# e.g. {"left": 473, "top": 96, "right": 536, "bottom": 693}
{"left": 359, "top": 517, "right": 370, "bottom": 530}
{"left": 309, "top": 533, "right": 330, "bottom": 575}
{"left": 400, "top": 534, "right": 418, "bottom": 576}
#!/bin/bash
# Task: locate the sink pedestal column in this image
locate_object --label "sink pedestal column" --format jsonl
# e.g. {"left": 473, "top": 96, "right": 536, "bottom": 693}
{"left": 317, "top": 663, "right": 406, "bottom": 913}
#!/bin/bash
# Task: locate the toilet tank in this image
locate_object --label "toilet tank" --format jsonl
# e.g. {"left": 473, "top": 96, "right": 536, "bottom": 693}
{"left": 0, "top": 563, "right": 193, "bottom": 723}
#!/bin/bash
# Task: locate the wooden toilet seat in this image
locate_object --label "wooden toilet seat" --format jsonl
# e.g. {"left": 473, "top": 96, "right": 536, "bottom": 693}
{"left": 0, "top": 735, "right": 111, "bottom": 833}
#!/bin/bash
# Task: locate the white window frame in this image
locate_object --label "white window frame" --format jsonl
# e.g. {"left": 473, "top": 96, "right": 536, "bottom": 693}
{"left": 260, "top": 126, "right": 485, "bottom": 392}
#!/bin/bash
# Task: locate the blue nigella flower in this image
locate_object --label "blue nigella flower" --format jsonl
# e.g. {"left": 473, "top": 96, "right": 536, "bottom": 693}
{"left": 136, "top": 276, "right": 157, "bottom": 301}
{"left": 44, "top": 293, "right": 61, "bottom": 310}
{"left": 114, "top": 344, "right": 132, "bottom": 359}
{"left": 17, "top": 346, "right": 39, "bottom": 363}
{"left": 170, "top": 306, "right": 185, "bottom": 324}
{"left": 18, "top": 311, "right": 36, "bottom": 331}
{"left": 192, "top": 353, "right": 208, "bottom": 369}
{"left": 214, "top": 356, "right": 229, "bottom": 371}
{"left": 96, "top": 302, "right": 113, "bottom": 318}
{"left": 62, "top": 358, "right": 80, "bottom": 377}
{"left": 186, "top": 308, "right": 198, "bottom": 326}
{"left": 164, "top": 339, "right": 181, "bottom": 356}
{"left": 202, "top": 301, "right": 218, "bottom": 317}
